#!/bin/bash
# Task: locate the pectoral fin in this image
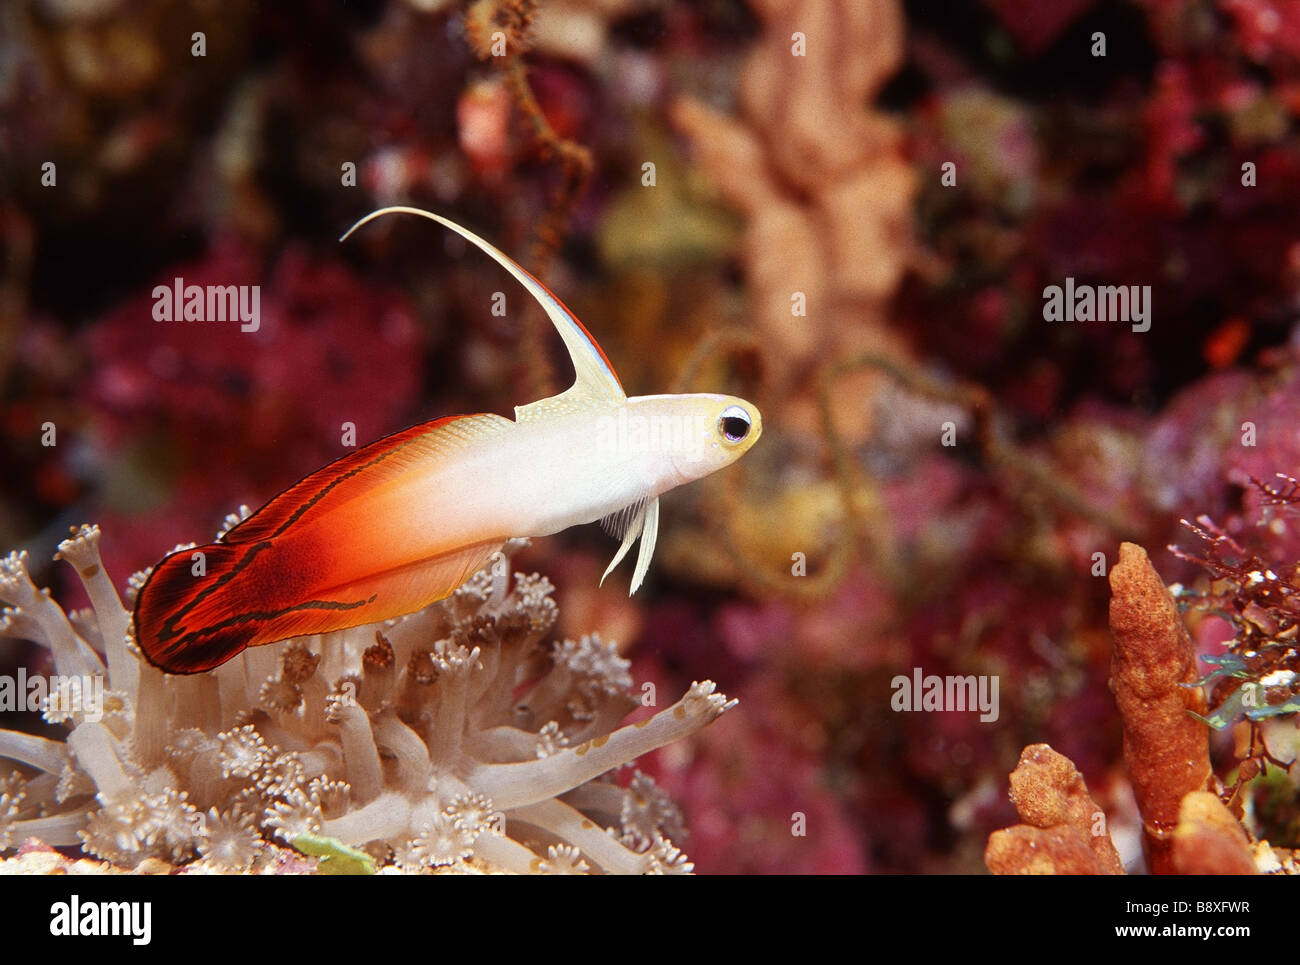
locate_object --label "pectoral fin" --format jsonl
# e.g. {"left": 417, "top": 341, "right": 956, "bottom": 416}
{"left": 600, "top": 501, "right": 646, "bottom": 588}
{"left": 600, "top": 496, "right": 649, "bottom": 540}
{"left": 630, "top": 497, "right": 659, "bottom": 595}
{"left": 598, "top": 496, "right": 660, "bottom": 595}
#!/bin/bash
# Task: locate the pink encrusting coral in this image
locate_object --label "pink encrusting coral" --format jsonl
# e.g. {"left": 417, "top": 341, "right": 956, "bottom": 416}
{"left": 0, "top": 523, "right": 733, "bottom": 873}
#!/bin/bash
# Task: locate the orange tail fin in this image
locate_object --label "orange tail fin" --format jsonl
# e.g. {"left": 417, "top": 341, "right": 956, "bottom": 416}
{"left": 133, "top": 542, "right": 268, "bottom": 674}
{"left": 133, "top": 537, "right": 501, "bottom": 674}
{"left": 132, "top": 412, "right": 514, "bottom": 674}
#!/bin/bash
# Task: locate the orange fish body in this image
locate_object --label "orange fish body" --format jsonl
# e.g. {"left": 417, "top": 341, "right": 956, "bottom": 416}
{"left": 135, "top": 417, "right": 506, "bottom": 673}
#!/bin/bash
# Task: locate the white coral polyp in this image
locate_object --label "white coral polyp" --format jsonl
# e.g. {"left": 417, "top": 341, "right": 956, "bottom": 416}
{"left": 410, "top": 811, "right": 477, "bottom": 868}
{"left": 217, "top": 727, "right": 271, "bottom": 780}
{"left": 195, "top": 807, "right": 261, "bottom": 871}
{"left": 539, "top": 844, "right": 589, "bottom": 875}
{"left": 0, "top": 528, "right": 735, "bottom": 873}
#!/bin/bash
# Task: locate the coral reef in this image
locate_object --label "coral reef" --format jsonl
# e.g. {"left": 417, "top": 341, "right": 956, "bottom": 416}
{"left": 983, "top": 743, "right": 1122, "bottom": 875}
{"left": 1170, "top": 791, "right": 1257, "bottom": 875}
{"left": 989, "top": 536, "right": 1298, "bottom": 875}
{"left": 9, "top": 0, "right": 1300, "bottom": 876}
{"left": 1108, "top": 541, "right": 1212, "bottom": 873}
{"left": 0, "top": 525, "right": 732, "bottom": 873}
{"left": 670, "top": 0, "right": 913, "bottom": 389}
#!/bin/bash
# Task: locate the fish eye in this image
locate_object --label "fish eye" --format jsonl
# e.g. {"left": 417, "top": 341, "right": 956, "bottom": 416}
{"left": 718, "top": 405, "right": 751, "bottom": 444}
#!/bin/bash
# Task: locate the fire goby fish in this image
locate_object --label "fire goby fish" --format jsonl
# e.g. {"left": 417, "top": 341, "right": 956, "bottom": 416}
{"left": 133, "top": 206, "right": 762, "bottom": 674}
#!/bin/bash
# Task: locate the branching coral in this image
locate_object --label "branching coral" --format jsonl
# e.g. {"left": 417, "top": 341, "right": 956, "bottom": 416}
{"left": 661, "top": 0, "right": 1140, "bottom": 610}
{"left": 670, "top": 0, "right": 913, "bottom": 383}
{"left": 0, "top": 525, "right": 733, "bottom": 874}
{"left": 658, "top": 0, "right": 918, "bottom": 600}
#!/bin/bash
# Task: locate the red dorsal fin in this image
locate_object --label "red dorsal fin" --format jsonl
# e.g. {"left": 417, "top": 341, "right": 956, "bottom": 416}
{"left": 222, "top": 414, "right": 509, "bottom": 545}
